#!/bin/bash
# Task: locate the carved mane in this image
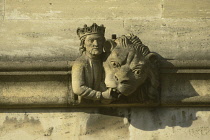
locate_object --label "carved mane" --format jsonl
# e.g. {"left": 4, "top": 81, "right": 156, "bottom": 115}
{"left": 109, "top": 34, "right": 159, "bottom": 103}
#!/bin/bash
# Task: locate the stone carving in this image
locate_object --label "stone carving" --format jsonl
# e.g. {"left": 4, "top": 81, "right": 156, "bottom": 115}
{"left": 104, "top": 34, "right": 159, "bottom": 104}
{"left": 72, "top": 23, "right": 159, "bottom": 104}
{"left": 72, "top": 23, "right": 118, "bottom": 104}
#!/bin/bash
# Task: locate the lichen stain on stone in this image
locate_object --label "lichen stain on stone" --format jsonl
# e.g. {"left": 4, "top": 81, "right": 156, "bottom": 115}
{"left": 44, "top": 127, "right": 54, "bottom": 136}
{"left": 0, "top": 113, "right": 44, "bottom": 137}
{"left": 7, "top": 9, "right": 30, "bottom": 19}
{"left": 189, "top": 126, "right": 210, "bottom": 137}
{"left": 83, "top": 113, "right": 129, "bottom": 139}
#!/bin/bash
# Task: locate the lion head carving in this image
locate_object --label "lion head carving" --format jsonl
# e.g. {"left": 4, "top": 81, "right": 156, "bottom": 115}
{"left": 103, "top": 34, "right": 159, "bottom": 103}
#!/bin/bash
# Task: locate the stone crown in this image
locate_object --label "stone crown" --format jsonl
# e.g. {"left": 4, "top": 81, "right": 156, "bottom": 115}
{"left": 77, "top": 23, "right": 105, "bottom": 39}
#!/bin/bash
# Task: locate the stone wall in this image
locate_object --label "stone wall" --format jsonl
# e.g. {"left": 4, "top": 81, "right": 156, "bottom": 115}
{"left": 0, "top": 0, "right": 210, "bottom": 140}
{"left": 0, "top": 0, "right": 209, "bottom": 61}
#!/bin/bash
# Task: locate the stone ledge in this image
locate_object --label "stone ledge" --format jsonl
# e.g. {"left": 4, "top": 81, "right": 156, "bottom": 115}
{"left": 0, "top": 60, "right": 209, "bottom": 71}
{"left": 0, "top": 60, "right": 209, "bottom": 108}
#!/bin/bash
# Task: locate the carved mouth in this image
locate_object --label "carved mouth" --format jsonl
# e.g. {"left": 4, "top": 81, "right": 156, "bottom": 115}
{"left": 90, "top": 48, "right": 102, "bottom": 55}
{"left": 117, "top": 84, "right": 136, "bottom": 96}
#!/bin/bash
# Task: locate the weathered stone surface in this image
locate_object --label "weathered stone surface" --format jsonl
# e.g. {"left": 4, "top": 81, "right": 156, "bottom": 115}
{"left": 0, "top": 108, "right": 129, "bottom": 140}
{"left": 0, "top": 75, "right": 69, "bottom": 107}
{"left": 0, "top": 61, "right": 70, "bottom": 71}
{"left": 161, "top": 73, "right": 210, "bottom": 105}
{"left": 129, "top": 108, "right": 210, "bottom": 140}
{"left": 0, "top": 20, "right": 124, "bottom": 61}
{"left": 5, "top": 0, "right": 161, "bottom": 20}
{"left": 1, "top": 18, "right": 209, "bottom": 61}
{"left": 0, "top": 0, "right": 4, "bottom": 20}
{"left": 0, "top": 0, "right": 209, "bottom": 139}
{"left": 124, "top": 19, "right": 210, "bottom": 60}
{"left": 163, "top": 0, "right": 210, "bottom": 18}
{"left": 1, "top": 108, "right": 210, "bottom": 140}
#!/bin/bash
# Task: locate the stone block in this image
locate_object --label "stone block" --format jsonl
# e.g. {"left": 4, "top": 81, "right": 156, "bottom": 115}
{"left": 163, "top": 0, "right": 210, "bottom": 18}
{"left": 0, "top": 75, "right": 69, "bottom": 107}
{"left": 161, "top": 73, "right": 210, "bottom": 106}
{"left": 1, "top": 108, "right": 210, "bottom": 139}
{"left": 5, "top": 0, "right": 161, "bottom": 20}
{"left": 124, "top": 19, "right": 210, "bottom": 60}
{"left": 0, "top": 108, "right": 129, "bottom": 140}
{"left": 0, "top": 20, "right": 124, "bottom": 61}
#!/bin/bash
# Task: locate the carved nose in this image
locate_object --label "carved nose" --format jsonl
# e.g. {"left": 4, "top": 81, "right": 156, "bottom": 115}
{"left": 120, "top": 80, "right": 129, "bottom": 84}
{"left": 115, "top": 75, "right": 129, "bottom": 84}
{"left": 114, "top": 76, "right": 118, "bottom": 81}
{"left": 93, "top": 40, "right": 98, "bottom": 46}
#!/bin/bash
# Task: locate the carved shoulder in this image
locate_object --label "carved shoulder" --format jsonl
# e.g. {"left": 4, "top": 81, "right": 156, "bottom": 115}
{"left": 73, "top": 55, "right": 88, "bottom": 68}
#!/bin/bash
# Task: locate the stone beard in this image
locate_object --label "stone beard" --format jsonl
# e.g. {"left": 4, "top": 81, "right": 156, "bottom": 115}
{"left": 83, "top": 34, "right": 104, "bottom": 57}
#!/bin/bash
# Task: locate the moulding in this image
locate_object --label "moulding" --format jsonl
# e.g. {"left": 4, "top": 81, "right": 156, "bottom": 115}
{"left": 0, "top": 60, "right": 209, "bottom": 108}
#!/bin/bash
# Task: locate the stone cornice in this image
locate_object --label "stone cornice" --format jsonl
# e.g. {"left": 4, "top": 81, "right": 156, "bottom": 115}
{"left": 0, "top": 60, "right": 209, "bottom": 108}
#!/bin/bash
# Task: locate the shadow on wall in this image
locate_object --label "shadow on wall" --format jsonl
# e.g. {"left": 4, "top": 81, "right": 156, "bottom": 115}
{"left": 94, "top": 107, "right": 210, "bottom": 131}
{"left": 160, "top": 57, "right": 210, "bottom": 105}
{"left": 128, "top": 108, "right": 198, "bottom": 131}
{"left": 94, "top": 57, "right": 206, "bottom": 131}
{"left": 130, "top": 56, "right": 210, "bottom": 130}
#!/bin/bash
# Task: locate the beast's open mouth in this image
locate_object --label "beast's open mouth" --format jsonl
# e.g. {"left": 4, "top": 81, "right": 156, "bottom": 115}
{"left": 117, "top": 84, "right": 136, "bottom": 96}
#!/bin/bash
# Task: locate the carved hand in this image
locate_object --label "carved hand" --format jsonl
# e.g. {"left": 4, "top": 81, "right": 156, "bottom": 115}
{"left": 101, "top": 88, "right": 114, "bottom": 100}
{"left": 101, "top": 88, "right": 121, "bottom": 103}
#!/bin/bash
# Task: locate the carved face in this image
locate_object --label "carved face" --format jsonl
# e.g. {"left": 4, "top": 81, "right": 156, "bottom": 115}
{"left": 84, "top": 34, "right": 105, "bottom": 56}
{"left": 104, "top": 45, "right": 148, "bottom": 96}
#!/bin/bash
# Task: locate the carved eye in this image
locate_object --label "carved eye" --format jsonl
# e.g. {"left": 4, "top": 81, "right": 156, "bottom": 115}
{"left": 132, "top": 69, "right": 141, "bottom": 75}
{"left": 110, "top": 61, "right": 120, "bottom": 68}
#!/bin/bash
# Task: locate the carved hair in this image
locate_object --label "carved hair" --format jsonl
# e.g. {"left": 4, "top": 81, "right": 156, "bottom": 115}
{"left": 79, "top": 36, "right": 86, "bottom": 55}
{"left": 116, "top": 34, "right": 150, "bottom": 57}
